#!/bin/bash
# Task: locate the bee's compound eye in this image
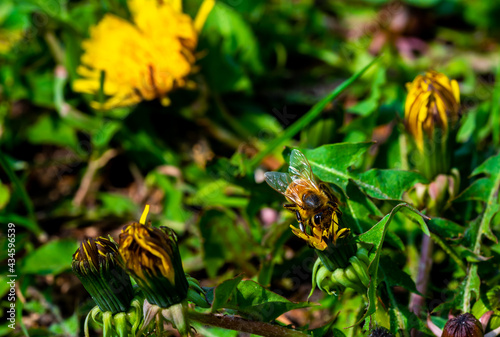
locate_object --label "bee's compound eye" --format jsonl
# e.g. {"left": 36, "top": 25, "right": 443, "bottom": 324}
{"left": 314, "top": 213, "right": 322, "bottom": 225}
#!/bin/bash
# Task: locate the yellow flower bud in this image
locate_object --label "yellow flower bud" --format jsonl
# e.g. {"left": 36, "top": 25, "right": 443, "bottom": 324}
{"left": 72, "top": 236, "right": 134, "bottom": 314}
{"left": 118, "top": 208, "right": 188, "bottom": 308}
{"left": 405, "top": 70, "right": 460, "bottom": 152}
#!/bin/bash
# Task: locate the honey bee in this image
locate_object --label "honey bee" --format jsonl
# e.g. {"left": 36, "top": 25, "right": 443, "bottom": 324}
{"left": 264, "top": 149, "right": 350, "bottom": 245}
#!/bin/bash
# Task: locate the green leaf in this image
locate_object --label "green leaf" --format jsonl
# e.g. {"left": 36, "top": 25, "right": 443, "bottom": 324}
{"left": 92, "top": 120, "right": 121, "bottom": 149}
{"left": 300, "top": 144, "right": 427, "bottom": 202}
{"left": 199, "top": 1, "right": 263, "bottom": 93}
{"left": 427, "top": 218, "right": 464, "bottom": 239}
{"left": 27, "top": 115, "right": 79, "bottom": 150}
{"left": 211, "top": 275, "right": 244, "bottom": 312}
{"left": 343, "top": 182, "right": 404, "bottom": 250}
{"left": 384, "top": 285, "right": 431, "bottom": 336}
{"left": 459, "top": 154, "right": 500, "bottom": 243}
{"left": 26, "top": 71, "right": 55, "bottom": 107}
{"left": 356, "top": 203, "right": 426, "bottom": 324}
{"left": 97, "top": 193, "right": 137, "bottom": 218}
{"left": 380, "top": 256, "right": 421, "bottom": 295}
{"left": 20, "top": 239, "right": 78, "bottom": 275}
{"left": 48, "top": 313, "right": 79, "bottom": 336}
{"left": 210, "top": 279, "right": 312, "bottom": 321}
{"left": 454, "top": 177, "right": 492, "bottom": 203}
{"left": 310, "top": 320, "right": 340, "bottom": 337}
{"left": 347, "top": 66, "right": 386, "bottom": 117}
{"left": 199, "top": 210, "right": 256, "bottom": 278}
{"left": 356, "top": 169, "right": 428, "bottom": 200}
{"left": 0, "top": 153, "right": 41, "bottom": 235}
{"left": 300, "top": 142, "right": 373, "bottom": 191}
{"left": 462, "top": 154, "right": 500, "bottom": 312}
{"left": 0, "top": 181, "right": 10, "bottom": 210}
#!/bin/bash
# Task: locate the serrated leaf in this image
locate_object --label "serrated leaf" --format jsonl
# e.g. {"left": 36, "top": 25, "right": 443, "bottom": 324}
{"left": 211, "top": 279, "right": 312, "bottom": 321}
{"left": 211, "top": 275, "right": 244, "bottom": 312}
{"left": 380, "top": 256, "right": 421, "bottom": 296}
{"left": 343, "top": 182, "right": 404, "bottom": 250}
{"left": 472, "top": 153, "right": 500, "bottom": 176}
{"left": 459, "top": 154, "right": 500, "bottom": 249}
{"left": 300, "top": 145, "right": 427, "bottom": 202}
{"left": 428, "top": 218, "right": 464, "bottom": 239}
{"left": 454, "top": 177, "right": 492, "bottom": 203}
{"left": 355, "top": 203, "right": 427, "bottom": 324}
{"left": 356, "top": 169, "right": 428, "bottom": 200}
{"left": 300, "top": 142, "right": 373, "bottom": 191}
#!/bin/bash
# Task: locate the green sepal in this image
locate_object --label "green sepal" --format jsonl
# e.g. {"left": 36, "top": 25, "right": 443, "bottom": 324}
{"left": 349, "top": 255, "right": 370, "bottom": 288}
{"left": 102, "top": 311, "right": 113, "bottom": 337}
{"left": 187, "top": 287, "right": 210, "bottom": 308}
{"left": 316, "top": 236, "right": 357, "bottom": 271}
{"left": 113, "top": 313, "right": 129, "bottom": 337}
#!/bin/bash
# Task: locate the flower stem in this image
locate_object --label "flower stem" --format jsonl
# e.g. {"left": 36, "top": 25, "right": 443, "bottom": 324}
{"left": 188, "top": 311, "right": 308, "bottom": 337}
{"left": 409, "top": 234, "right": 434, "bottom": 319}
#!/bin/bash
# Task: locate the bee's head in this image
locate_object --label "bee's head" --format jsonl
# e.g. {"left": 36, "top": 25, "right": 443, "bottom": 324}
{"left": 312, "top": 204, "right": 337, "bottom": 227}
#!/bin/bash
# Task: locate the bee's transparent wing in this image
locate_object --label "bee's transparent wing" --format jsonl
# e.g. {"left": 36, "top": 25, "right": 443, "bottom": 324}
{"left": 264, "top": 172, "right": 292, "bottom": 195}
{"left": 288, "top": 149, "right": 317, "bottom": 185}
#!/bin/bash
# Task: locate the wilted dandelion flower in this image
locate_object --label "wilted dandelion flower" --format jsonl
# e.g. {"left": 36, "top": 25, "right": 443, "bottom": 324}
{"left": 442, "top": 313, "right": 484, "bottom": 337}
{"left": 369, "top": 327, "right": 394, "bottom": 337}
{"left": 404, "top": 70, "right": 460, "bottom": 152}
{"left": 73, "top": 0, "right": 215, "bottom": 110}
{"left": 428, "top": 312, "right": 500, "bottom": 337}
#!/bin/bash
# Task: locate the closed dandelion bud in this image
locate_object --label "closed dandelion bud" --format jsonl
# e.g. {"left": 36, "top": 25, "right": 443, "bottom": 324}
{"left": 119, "top": 205, "right": 192, "bottom": 336}
{"left": 316, "top": 262, "right": 343, "bottom": 295}
{"left": 311, "top": 246, "right": 370, "bottom": 296}
{"left": 72, "top": 236, "right": 134, "bottom": 314}
{"left": 404, "top": 70, "right": 461, "bottom": 179}
{"left": 442, "top": 313, "right": 484, "bottom": 337}
{"left": 119, "top": 221, "right": 188, "bottom": 308}
{"left": 73, "top": 237, "right": 141, "bottom": 337}
{"left": 369, "top": 327, "right": 394, "bottom": 337}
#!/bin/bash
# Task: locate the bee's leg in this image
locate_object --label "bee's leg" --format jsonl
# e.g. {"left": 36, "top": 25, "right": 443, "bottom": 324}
{"left": 295, "top": 211, "right": 306, "bottom": 233}
{"left": 283, "top": 204, "right": 306, "bottom": 233}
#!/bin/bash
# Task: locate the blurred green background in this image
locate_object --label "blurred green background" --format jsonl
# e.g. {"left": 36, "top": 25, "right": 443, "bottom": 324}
{"left": 1, "top": 0, "right": 500, "bottom": 336}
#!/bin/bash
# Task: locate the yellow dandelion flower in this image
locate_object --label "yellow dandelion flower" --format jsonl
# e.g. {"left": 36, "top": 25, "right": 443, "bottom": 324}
{"left": 404, "top": 70, "right": 461, "bottom": 152}
{"left": 289, "top": 208, "right": 350, "bottom": 251}
{"left": 291, "top": 224, "right": 329, "bottom": 250}
{"left": 73, "top": 0, "right": 215, "bottom": 110}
